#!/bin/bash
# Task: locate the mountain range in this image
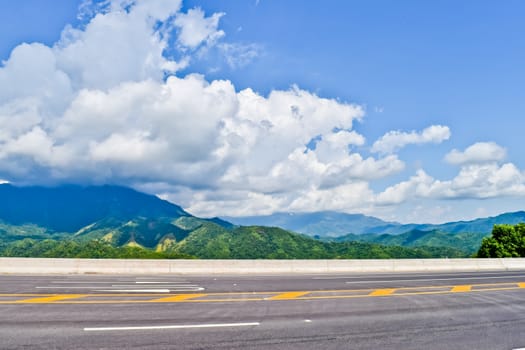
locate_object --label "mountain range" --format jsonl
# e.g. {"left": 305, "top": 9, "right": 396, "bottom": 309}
{"left": 223, "top": 210, "right": 525, "bottom": 237}
{"left": 0, "top": 184, "right": 523, "bottom": 258}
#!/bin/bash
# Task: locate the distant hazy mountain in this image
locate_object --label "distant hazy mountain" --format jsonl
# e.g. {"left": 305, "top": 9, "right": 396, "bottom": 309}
{"left": 224, "top": 210, "right": 525, "bottom": 237}
{"left": 223, "top": 211, "right": 398, "bottom": 237}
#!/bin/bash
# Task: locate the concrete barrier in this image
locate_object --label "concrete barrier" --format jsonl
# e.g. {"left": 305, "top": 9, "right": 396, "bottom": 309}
{"left": 1, "top": 257, "right": 525, "bottom": 274}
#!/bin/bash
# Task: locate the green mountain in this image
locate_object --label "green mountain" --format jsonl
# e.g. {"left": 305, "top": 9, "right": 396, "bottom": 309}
{"left": 335, "top": 230, "right": 488, "bottom": 255}
{"left": 0, "top": 185, "right": 467, "bottom": 259}
{"left": 171, "top": 225, "right": 466, "bottom": 259}
{"left": 0, "top": 184, "right": 520, "bottom": 259}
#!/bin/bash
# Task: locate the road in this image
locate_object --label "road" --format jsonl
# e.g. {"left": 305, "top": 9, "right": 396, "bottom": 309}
{"left": 1, "top": 270, "right": 525, "bottom": 349}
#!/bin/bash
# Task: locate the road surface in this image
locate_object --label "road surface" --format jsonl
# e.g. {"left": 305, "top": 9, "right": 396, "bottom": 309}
{"left": 1, "top": 270, "right": 525, "bottom": 349}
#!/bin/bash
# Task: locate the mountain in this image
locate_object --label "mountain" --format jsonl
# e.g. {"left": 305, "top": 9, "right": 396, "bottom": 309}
{"left": 0, "top": 184, "right": 190, "bottom": 232}
{"left": 0, "top": 184, "right": 469, "bottom": 259}
{"left": 0, "top": 184, "right": 233, "bottom": 250}
{"left": 0, "top": 184, "right": 522, "bottom": 259}
{"left": 171, "top": 225, "right": 466, "bottom": 259}
{"left": 224, "top": 211, "right": 525, "bottom": 237}
{"left": 335, "top": 230, "right": 488, "bottom": 255}
{"left": 223, "top": 211, "right": 398, "bottom": 237}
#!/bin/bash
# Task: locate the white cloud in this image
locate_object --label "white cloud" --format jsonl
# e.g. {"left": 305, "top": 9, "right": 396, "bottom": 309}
{"left": 219, "top": 43, "right": 261, "bottom": 69}
{"left": 1, "top": 4, "right": 399, "bottom": 216}
{"left": 371, "top": 125, "right": 451, "bottom": 154}
{"left": 445, "top": 141, "right": 506, "bottom": 165}
{"left": 376, "top": 162, "right": 525, "bottom": 205}
{"left": 56, "top": 0, "right": 186, "bottom": 90}
{"left": 2, "top": 0, "right": 524, "bottom": 218}
{"left": 174, "top": 7, "right": 225, "bottom": 49}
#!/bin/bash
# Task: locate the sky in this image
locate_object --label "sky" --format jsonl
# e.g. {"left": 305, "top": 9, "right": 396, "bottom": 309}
{"left": 0, "top": 0, "right": 524, "bottom": 223}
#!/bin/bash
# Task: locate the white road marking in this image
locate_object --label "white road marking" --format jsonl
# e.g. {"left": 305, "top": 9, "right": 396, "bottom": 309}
{"left": 37, "top": 286, "right": 204, "bottom": 291}
{"left": 50, "top": 281, "right": 128, "bottom": 284}
{"left": 95, "top": 289, "right": 172, "bottom": 293}
{"left": 84, "top": 322, "right": 260, "bottom": 332}
{"left": 344, "top": 275, "right": 525, "bottom": 284}
{"left": 111, "top": 284, "right": 201, "bottom": 287}
{"left": 94, "top": 288, "right": 205, "bottom": 292}
{"left": 313, "top": 272, "right": 524, "bottom": 280}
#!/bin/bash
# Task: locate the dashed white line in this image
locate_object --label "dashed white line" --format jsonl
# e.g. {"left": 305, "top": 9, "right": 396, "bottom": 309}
{"left": 84, "top": 322, "right": 260, "bottom": 332}
{"left": 313, "top": 272, "right": 525, "bottom": 280}
{"left": 344, "top": 275, "right": 525, "bottom": 284}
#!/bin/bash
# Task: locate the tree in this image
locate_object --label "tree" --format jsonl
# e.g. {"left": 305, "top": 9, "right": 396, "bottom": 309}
{"left": 477, "top": 223, "right": 525, "bottom": 258}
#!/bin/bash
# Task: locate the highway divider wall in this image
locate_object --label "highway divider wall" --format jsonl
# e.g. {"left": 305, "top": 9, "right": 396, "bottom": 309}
{"left": 1, "top": 257, "right": 525, "bottom": 274}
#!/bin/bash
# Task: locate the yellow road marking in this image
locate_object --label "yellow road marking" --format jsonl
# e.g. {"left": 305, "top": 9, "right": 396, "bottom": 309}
{"left": 369, "top": 289, "right": 396, "bottom": 296}
{"left": 1, "top": 281, "right": 524, "bottom": 305}
{"left": 451, "top": 285, "right": 472, "bottom": 293}
{"left": 150, "top": 294, "right": 207, "bottom": 302}
{"left": 15, "top": 294, "right": 86, "bottom": 303}
{"left": 268, "top": 291, "right": 309, "bottom": 300}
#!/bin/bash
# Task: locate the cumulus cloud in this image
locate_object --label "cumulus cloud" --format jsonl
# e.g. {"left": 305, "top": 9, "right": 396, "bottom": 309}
{"left": 376, "top": 161, "right": 525, "bottom": 205}
{"left": 371, "top": 125, "right": 451, "bottom": 154}
{"left": 0, "top": 0, "right": 410, "bottom": 216}
{"left": 174, "top": 7, "right": 225, "bottom": 49}
{"left": 56, "top": 0, "right": 186, "bottom": 90}
{"left": 445, "top": 142, "right": 506, "bottom": 165}
{"left": 2, "top": 0, "right": 523, "bottom": 218}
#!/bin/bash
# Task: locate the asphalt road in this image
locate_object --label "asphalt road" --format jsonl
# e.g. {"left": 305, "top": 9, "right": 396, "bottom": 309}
{"left": 1, "top": 270, "right": 525, "bottom": 349}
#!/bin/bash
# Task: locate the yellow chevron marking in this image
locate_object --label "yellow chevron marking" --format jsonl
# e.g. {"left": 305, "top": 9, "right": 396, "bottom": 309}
{"left": 269, "top": 291, "right": 309, "bottom": 300}
{"left": 16, "top": 294, "right": 86, "bottom": 303}
{"left": 451, "top": 285, "right": 472, "bottom": 293}
{"left": 369, "top": 289, "right": 396, "bottom": 296}
{"left": 149, "top": 294, "right": 207, "bottom": 302}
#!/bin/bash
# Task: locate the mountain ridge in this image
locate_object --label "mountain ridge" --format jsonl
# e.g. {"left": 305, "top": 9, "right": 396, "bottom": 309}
{"left": 223, "top": 210, "right": 525, "bottom": 237}
{"left": 0, "top": 184, "right": 523, "bottom": 259}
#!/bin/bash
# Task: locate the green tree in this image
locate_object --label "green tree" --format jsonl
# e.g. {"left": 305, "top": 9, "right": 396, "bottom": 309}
{"left": 477, "top": 223, "right": 525, "bottom": 257}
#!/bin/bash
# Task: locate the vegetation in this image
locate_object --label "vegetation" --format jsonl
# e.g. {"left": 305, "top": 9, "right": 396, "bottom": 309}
{"left": 477, "top": 223, "right": 525, "bottom": 258}
{"left": 170, "top": 225, "right": 465, "bottom": 259}
{"left": 335, "top": 229, "right": 488, "bottom": 256}
{"left": 0, "top": 184, "right": 522, "bottom": 259}
{"left": 0, "top": 223, "right": 467, "bottom": 259}
{"left": 0, "top": 239, "right": 194, "bottom": 259}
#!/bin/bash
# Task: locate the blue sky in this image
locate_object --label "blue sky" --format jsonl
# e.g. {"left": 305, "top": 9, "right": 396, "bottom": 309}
{"left": 0, "top": 0, "right": 524, "bottom": 223}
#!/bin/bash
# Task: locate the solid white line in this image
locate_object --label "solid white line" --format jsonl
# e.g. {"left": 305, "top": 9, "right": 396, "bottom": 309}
{"left": 94, "top": 289, "right": 172, "bottom": 293}
{"left": 111, "top": 284, "right": 201, "bottom": 287}
{"left": 36, "top": 286, "right": 112, "bottom": 289}
{"left": 51, "top": 281, "right": 125, "bottom": 284}
{"left": 84, "top": 322, "right": 260, "bottom": 332}
{"left": 94, "top": 288, "right": 205, "bottom": 292}
{"left": 345, "top": 275, "right": 525, "bottom": 284}
{"left": 36, "top": 286, "right": 204, "bottom": 291}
